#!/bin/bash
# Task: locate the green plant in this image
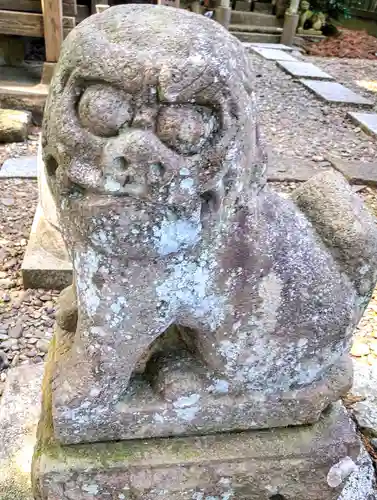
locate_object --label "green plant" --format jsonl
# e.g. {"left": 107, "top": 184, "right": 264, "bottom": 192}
{"left": 309, "top": 0, "right": 352, "bottom": 19}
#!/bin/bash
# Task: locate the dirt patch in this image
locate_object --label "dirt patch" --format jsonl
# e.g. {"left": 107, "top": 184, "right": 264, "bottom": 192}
{"left": 307, "top": 29, "right": 377, "bottom": 60}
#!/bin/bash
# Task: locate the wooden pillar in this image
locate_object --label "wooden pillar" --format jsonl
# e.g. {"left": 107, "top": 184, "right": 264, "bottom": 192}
{"left": 41, "top": 0, "right": 63, "bottom": 63}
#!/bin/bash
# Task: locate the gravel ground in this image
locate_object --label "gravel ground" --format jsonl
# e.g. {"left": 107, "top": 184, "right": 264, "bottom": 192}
{"left": 0, "top": 178, "right": 60, "bottom": 395}
{"left": 1, "top": 54, "right": 377, "bottom": 396}
{"left": 251, "top": 51, "right": 377, "bottom": 165}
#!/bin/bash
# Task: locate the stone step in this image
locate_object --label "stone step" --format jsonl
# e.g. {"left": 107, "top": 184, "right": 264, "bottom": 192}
{"left": 230, "top": 24, "right": 283, "bottom": 34}
{"left": 233, "top": 0, "right": 252, "bottom": 10}
{"left": 233, "top": 0, "right": 273, "bottom": 11}
{"left": 231, "top": 31, "right": 281, "bottom": 43}
{"left": 254, "top": 2, "right": 274, "bottom": 13}
{"left": 231, "top": 10, "right": 282, "bottom": 27}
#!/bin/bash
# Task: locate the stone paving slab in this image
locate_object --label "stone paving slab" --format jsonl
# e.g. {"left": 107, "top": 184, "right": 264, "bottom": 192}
{"left": 277, "top": 61, "right": 334, "bottom": 80}
{"left": 348, "top": 112, "right": 377, "bottom": 137}
{"left": 267, "top": 152, "right": 327, "bottom": 182}
{"left": 245, "top": 42, "right": 296, "bottom": 51}
{"left": 251, "top": 47, "right": 298, "bottom": 61}
{"left": 0, "top": 155, "right": 37, "bottom": 178}
{"left": 328, "top": 155, "right": 377, "bottom": 186}
{"left": 0, "top": 364, "right": 44, "bottom": 500}
{"left": 299, "top": 80, "right": 374, "bottom": 106}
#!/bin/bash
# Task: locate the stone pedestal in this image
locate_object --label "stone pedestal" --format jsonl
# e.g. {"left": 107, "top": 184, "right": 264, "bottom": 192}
{"left": 281, "top": 12, "right": 299, "bottom": 46}
{"left": 21, "top": 140, "right": 73, "bottom": 290}
{"left": 21, "top": 204, "right": 72, "bottom": 290}
{"left": 215, "top": 6, "right": 231, "bottom": 29}
{"left": 32, "top": 356, "right": 362, "bottom": 500}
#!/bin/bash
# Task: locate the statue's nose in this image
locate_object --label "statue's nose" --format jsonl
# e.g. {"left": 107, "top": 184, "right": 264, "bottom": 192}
{"left": 101, "top": 129, "right": 175, "bottom": 196}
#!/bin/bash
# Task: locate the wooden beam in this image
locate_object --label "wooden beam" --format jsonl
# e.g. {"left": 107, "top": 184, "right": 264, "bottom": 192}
{"left": 0, "top": 0, "right": 76, "bottom": 16}
{"left": 0, "top": 10, "right": 43, "bottom": 36}
{"left": 0, "top": 10, "right": 74, "bottom": 40}
{"left": 0, "top": 0, "right": 41, "bottom": 13}
{"left": 41, "top": 0, "right": 63, "bottom": 62}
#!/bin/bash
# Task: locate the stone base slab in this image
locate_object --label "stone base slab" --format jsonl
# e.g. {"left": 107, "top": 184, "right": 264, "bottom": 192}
{"left": 33, "top": 402, "right": 364, "bottom": 499}
{"left": 21, "top": 204, "right": 72, "bottom": 290}
{"left": 0, "top": 364, "right": 44, "bottom": 500}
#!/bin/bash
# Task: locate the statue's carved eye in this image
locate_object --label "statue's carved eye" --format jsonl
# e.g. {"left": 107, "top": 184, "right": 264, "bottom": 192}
{"left": 156, "top": 104, "right": 217, "bottom": 156}
{"left": 78, "top": 84, "right": 133, "bottom": 137}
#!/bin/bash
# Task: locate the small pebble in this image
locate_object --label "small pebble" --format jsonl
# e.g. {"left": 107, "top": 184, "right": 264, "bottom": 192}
{"left": 8, "top": 322, "right": 23, "bottom": 339}
{"left": 36, "top": 339, "right": 50, "bottom": 353}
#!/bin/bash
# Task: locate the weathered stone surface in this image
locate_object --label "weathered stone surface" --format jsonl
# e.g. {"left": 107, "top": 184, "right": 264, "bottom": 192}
{"left": 0, "top": 155, "right": 37, "bottom": 179}
{"left": 32, "top": 399, "right": 363, "bottom": 500}
{"left": 21, "top": 204, "right": 72, "bottom": 290}
{"left": 277, "top": 60, "right": 334, "bottom": 80}
{"left": 0, "top": 364, "right": 44, "bottom": 500}
{"left": 328, "top": 155, "right": 377, "bottom": 186}
{"left": 338, "top": 447, "right": 377, "bottom": 500}
{"left": 299, "top": 80, "right": 374, "bottom": 106}
{"left": 0, "top": 109, "right": 31, "bottom": 143}
{"left": 348, "top": 111, "right": 377, "bottom": 137}
{"left": 291, "top": 170, "right": 377, "bottom": 297}
{"left": 251, "top": 46, "right": 298, "bottom": 60}
{"left": 349, "top": 357, "right": 377, "bottom": 436}
{"left": 38, "top": 4, "right": 377, "bottom": 445}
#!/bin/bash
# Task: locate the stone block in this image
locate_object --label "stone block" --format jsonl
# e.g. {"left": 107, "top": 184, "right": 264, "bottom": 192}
{"left": 32, "top": 398, "right": 366, "bottom": 500}
{"left": 0, "top": 85, "right": 48, "bottom": 126}
{"left": 0, "top": 364, "right": 44, "bottom": 500}
{"left": 277, "top": 60, "right": 334, "bottom": 80}
{"left": 21, "top": 204, "right": 72, "bottom": 290}
{"left": 348, "top": 111, "right": 377, "bottom": 138}
{"left": 251, "top": 46, "right": 298, "bottom": 60}
{"left": 0, "top": 108, "right": 31, "bottom": 143}
{"left": 0, "top": 155, "right": 37, "bottom": 178}
{"left": 348, "top": 357, "right": 377, "bottom": 436}
{"left": 299, "top": 80, "right": 373, "bottom": 106}
{"left": 267, "top": 151, "right": 326, "bottom": 181}
{"left": 328, "top": 155, "right": 377, "bottom": 187}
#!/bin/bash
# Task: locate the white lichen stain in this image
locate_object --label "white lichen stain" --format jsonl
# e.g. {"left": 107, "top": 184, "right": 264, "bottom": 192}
{"left": 152, "top": 209, "right": 201, "bottom": 256}
{"left": 208, "top": 379, "right": 229, "bottom": 394}
{"left": 327, "top": 456, "right": 358, "bottom": 488}
{"left": 74, "top": 248, "right": 100, "bottom": 318}
{"left": 104, "top": 177, "right": 123, "bottom": 193}
{"left": 153, "top": 413, "right": 165, "bottom": 423}
{"left": 156, "top": 253, "right": 228, "bottom": 330}
{"left": 173, "top": 393, "right": 201, "bottom": 422}
{"left": 217, "top": 271, "right": 326, "bottom": 389}
{"left": 192, "top": 490, "right": 234, "bottom": 500}
{"left": 180, "top": 177, "right": 195, "bottom": 193}
{"left": 82, "top": 484, "right": 99, "bottom": 495}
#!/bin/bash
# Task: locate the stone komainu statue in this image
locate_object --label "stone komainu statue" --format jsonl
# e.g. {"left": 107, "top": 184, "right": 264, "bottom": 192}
{"left": 33, "top": 5, "right": 377, "bottom": 499}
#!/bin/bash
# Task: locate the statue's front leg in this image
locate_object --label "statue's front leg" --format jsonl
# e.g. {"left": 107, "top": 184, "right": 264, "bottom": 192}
{"left": 51, "top": 262, "right": 173, "bottom": 444}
